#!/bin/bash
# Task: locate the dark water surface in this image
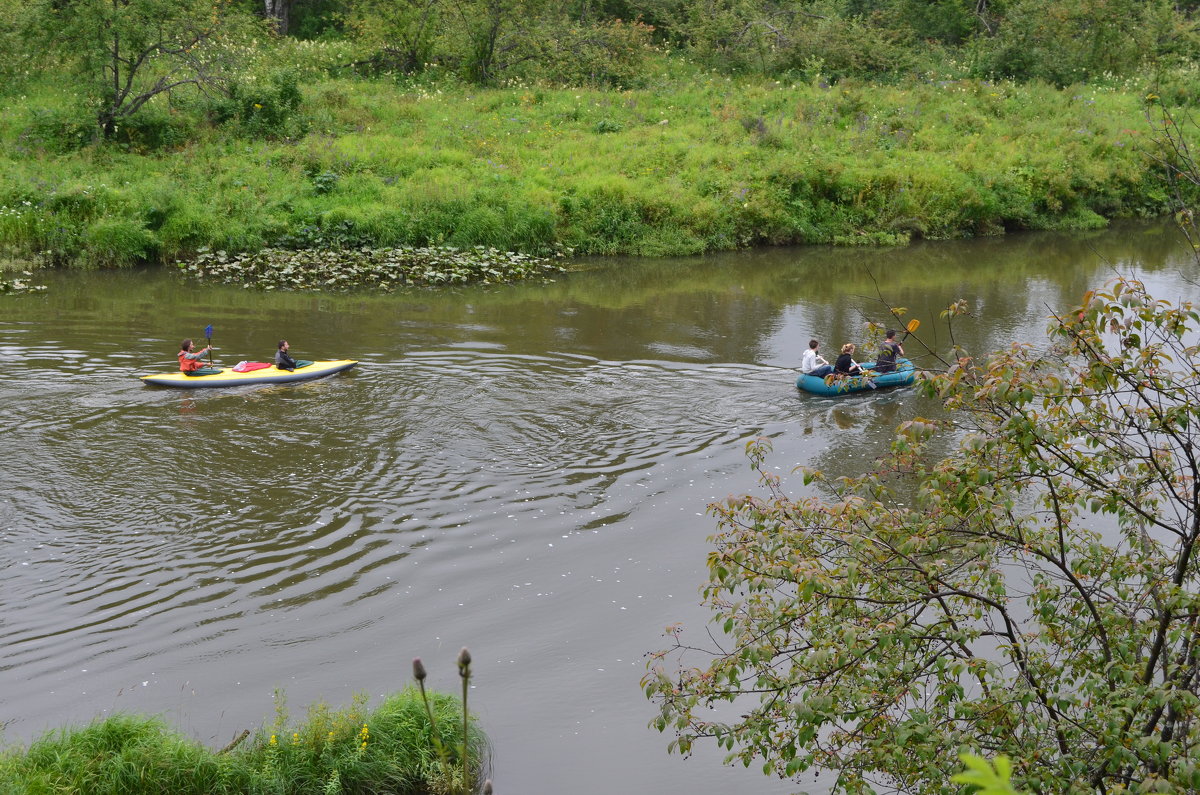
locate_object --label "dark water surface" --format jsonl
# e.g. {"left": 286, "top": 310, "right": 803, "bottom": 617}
{"left": 1, "top": 222, "right": 1196, "bottom": 794}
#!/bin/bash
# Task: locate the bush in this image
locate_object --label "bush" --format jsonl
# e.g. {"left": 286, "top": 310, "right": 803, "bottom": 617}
{"left": 21, "top": 105, "right": 97, "bottom": 153}
{"left": 0, "top": 688, "right": 485, "bottom": 794}
{"left": 110, "top": 107, "right": 195, "bottom": 152}
{"left": 84, "top": 218, "right": 160, "bottom": 267}
{"left": 522, "top": 19, "right": 655, "bottom": 88}
{"left": 212, "top": 70, "right": 308, "bottom": 139}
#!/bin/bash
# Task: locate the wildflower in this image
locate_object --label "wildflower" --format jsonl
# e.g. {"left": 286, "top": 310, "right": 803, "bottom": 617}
{"left": 269, "top": 734, "right": 277, "bottom": 746}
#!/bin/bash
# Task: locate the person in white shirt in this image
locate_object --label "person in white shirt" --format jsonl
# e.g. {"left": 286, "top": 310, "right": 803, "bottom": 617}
{"left": 801, "top": 339, "right": 835, "bottom": 377}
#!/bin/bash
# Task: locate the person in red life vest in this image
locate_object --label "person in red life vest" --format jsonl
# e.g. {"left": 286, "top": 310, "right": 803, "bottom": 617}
{"left": 178, "top": 339, "right": 220, "bottom": 376}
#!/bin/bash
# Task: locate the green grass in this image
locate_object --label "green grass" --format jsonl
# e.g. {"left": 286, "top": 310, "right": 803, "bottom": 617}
{"left": 0, "top": 688, "right": 484, "bottom": 794}
{"left": 0, "top": 50, "right": 1189, "bottom": 267}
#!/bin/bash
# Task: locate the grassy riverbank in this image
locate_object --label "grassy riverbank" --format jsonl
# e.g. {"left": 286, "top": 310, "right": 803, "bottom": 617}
{"left": 0, "top": 46, "right": 1185, "bottom": 267}
{"left": 0, "top": 688, "right": 483, "bottom": 794}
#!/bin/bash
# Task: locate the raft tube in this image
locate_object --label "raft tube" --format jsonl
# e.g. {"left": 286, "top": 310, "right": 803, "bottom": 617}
{"left": 141, "top": 360, "right": 357, "bottom": 388}
{"left": 796, "top": 358, "right": 915, "bottom": 396}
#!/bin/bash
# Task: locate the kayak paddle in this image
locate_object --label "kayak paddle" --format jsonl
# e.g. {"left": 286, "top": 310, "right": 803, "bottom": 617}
{"left": 204, "top": 324, "right": 214, "bottom": 366}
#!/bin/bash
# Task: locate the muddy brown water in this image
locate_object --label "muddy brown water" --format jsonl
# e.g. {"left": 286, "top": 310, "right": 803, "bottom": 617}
{"left": 0, "top": 221, "right": 1194, "bottom": 794}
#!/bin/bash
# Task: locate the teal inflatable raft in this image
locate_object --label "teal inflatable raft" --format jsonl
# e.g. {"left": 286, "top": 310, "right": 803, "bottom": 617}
{"left": 796, "top": 358, "right": 915, "bottom": 396}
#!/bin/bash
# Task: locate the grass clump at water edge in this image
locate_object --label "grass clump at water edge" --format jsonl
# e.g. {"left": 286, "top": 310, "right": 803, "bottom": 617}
{"left": 0, "top": 664, "right": 490, "bottom": 794}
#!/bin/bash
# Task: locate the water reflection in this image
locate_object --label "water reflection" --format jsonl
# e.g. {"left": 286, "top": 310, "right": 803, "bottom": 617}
{"left": 0, "top": 219, "right": 1195, "bottom": 795}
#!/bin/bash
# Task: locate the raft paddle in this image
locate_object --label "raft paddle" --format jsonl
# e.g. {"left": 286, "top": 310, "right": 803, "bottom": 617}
{"left": 204, "top": 324, "right": 214, "bottom": 366}
{"left": 901, "top": 318, "right": 920, "bottom": 341}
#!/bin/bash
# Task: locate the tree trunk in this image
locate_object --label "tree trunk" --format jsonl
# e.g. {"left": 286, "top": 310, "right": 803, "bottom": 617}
{"left": 263, "top": 0, "right": 291, "bottom": 35}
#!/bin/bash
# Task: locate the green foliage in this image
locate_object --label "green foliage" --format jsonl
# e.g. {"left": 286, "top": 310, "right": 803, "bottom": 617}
{"left": 975, "top": 0, "right": 1178, "bottom": 86}
{"left": 24, "top": 0, "right": 260, "bottom": 138}
{"left": 953, "top": 754, "right": 1025, "bottom": 795}
{"left": 21, "top": 105, "right": 97, "bottom": 153}
{"left": 345, "top": 0, "right": 441, "bottom": 75}
{"left": 0, "top": 688, "right": 483, "bottom": 795}
{"left": 517, "top": 19, "right": 655, "bottom": 88}
{"left": 85, "top": 218, "right": 160, "bottom": 268}
{"left": 645, "top": 277, "right": 1200, "bottom": 793}
{"left": 0, "top": 50, "right": 1189, "bottom": 265}
{"left": 215, "top": 70, "right": 308, "bottom": 139}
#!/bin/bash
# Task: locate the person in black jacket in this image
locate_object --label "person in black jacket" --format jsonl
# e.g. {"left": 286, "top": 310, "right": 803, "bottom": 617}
{"left": 835, "top": 343, "right": 863, "bottom": 376}
{"left": 275, "top": 339, "right": 298, "bottom": 371}
{"left": 275, "top": 340, "right": 314, "bottom": 371}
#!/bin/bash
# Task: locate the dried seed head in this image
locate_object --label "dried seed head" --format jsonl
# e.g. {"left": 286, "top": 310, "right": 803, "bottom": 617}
{"left": 412, "top": 658, "right": 427, "bottom": 682}
{"left": 457, "top": 646, "right": 472, "bottom": 674}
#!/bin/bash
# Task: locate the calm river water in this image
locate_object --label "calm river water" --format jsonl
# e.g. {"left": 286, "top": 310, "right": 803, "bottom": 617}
{"left": 1, "top": 221, "right": 1196, "bottom": 794}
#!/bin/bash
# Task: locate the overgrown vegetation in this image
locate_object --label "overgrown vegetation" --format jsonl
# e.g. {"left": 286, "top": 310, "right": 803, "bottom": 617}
{"left": 0, "top": 653, "right": 489, "bottom": 794}
{"left": 0, "top": 0, "right": 1195, "bottom": 267}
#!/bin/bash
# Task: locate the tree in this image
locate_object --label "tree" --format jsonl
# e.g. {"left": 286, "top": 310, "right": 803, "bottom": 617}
{"left": 29, "top": 0, "right": 253, "bottom": 139}
{"left": 447, "top": 0, "right": 545, "bottom": 84}
{"left": 645, "top": 277, "right": 1200, "bottom": 793}
{"left": 346, "top": 0, "right": 444, "bottom": 73}
{"left": 263, "top": 0, "right": 292, "bottom": 33}
{"left": 978, "top": 0, "right": 1177, "bottom": 85}
{"left": 1146, "top": 100, "right": 1200, "bottom": 263}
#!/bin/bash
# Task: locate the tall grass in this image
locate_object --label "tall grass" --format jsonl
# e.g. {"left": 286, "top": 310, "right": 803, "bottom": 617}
{"left": 0, "top": 686, "right": 486, "bottom": 794}
{"left": 0, "top": 50, "right": 1191, "bottom": 267}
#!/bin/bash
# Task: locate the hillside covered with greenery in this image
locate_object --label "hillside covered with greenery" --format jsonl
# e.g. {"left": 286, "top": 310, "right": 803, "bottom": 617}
{"left": 0, "top": 0, "right": 1197, "bottom": 266}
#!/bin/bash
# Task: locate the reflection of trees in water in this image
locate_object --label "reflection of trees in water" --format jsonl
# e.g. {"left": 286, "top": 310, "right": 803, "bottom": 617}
{"left": 10, "top": 219, "right": 1192, "bottom": 372}
{"left": 800, "top": 384, "right": 971, "bottom": 484}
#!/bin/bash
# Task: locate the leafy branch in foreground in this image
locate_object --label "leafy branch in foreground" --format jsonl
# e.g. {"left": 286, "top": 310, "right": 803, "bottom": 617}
{"left": 645, "top": 276, "right": 1200, "bottom": 794}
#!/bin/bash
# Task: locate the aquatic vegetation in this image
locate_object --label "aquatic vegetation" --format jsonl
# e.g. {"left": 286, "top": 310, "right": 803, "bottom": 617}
{"left": 177, "top": 245, "right": 567, "bottom": 291}
{"left": 0, "top": 272, "right": 47, "bottom": 294}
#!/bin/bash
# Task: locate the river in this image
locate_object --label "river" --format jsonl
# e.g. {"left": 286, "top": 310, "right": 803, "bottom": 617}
{"left": 0, "top": 220, "right": 1195, "bottom": 794}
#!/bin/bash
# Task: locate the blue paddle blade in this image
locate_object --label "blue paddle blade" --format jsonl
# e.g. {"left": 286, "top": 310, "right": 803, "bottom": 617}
{"left": 204, "top": 324, "right": 213, "bottom": 338}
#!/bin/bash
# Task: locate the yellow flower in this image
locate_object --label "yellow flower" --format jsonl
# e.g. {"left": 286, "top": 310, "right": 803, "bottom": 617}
{"left": 269, "top": 734, "right": 277, "bottom": 746}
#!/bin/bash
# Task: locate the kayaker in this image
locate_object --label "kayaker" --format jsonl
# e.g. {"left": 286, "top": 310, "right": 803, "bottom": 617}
{"left": 801, "top": 339, "right": 835, "bottom": 378}
{"left": 275, "top": 339, "right": 297, "bottom": 371}
{"left": 178, "top": 339, "right": 220, "bottom": 376}
{"left": 834, "top": 343, "right": 864, "bottom": 376}
{"left": 875, "top": 329, "right": 904, "bottom": 373}
{"left": 275, "top": 340, "right": 314, "bottom": 371}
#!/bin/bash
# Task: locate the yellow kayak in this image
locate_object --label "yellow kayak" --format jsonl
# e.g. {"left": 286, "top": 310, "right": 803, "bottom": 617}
{"left": 141, "top": 360, "right": 357, "bottom": 388}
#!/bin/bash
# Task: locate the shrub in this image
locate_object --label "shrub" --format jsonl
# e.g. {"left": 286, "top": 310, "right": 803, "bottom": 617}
{"left": 84, "top": 218, "right": 160, "bottom": 267}
{"left": 212, "top": 70, "right": 308, "bottom": 139}
{"left": 21, "top": 106, "right": 97, "bottom": 153}
{"left": 109, "top": 107, "right": 195, "bottom": 152}
{"left": 0, "top": 687, "right": 486, "bottom": 794}
{"left": 522, "top": 19, "right": 655, "bottom": 88}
